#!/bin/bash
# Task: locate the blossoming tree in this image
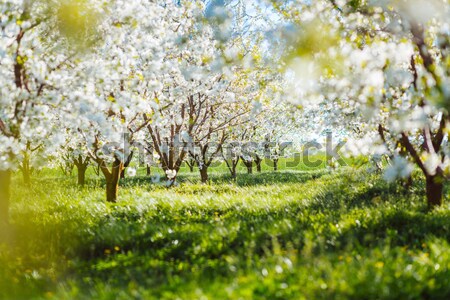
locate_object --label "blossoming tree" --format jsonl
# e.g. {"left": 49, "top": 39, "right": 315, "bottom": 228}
{"left": 274, "top": 0, "right": 449, "bottom": 207}
{"left": 0, "top": 0, "right": 88, "bottom": 222}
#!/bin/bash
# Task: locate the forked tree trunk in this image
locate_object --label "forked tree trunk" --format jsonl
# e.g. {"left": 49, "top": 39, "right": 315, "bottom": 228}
{"left": 426, "top": 175, "right": 443, "bottom": 208}
{"left": 0, "top": 170, "right": 11, "bottom": 224}
{"left": 74, "top": 155, "right": 89, "bottom": 186}
{"left": 273, "top": 159, "right": 279, "bottom": 171}
{"left": 146, "top": 165, "right": 151, "bottom": 176}
{"left": 200, "top": 167, "right": 208, "bottom": 183}
{"left": 241, "top": 157, "right": 253, "bottom": 174}
{"left": 224, "top": 158, "right": 238, "bottom": 180}
{"left": 185, "top": 159, "right": 196, "bottom": 172}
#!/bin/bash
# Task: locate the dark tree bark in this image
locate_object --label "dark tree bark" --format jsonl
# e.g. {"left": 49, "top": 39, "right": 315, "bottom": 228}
{"left": 400, "top": 130, "right": 446, "bottom": 208}
{"left": 106, "top": 179, "right": 119, "bottom": 203}
{"left": 76, "top": 164, "right": 87, "bottom": 186}
{"left": 87, "top": 134, "right": 127, "bottom": 202}
{"left": 273, "top": 159, "right": 279, "bottom": 171}
{"left": 104, "top": 158, "right": 123, "bottom": 203}
{"left": 0, "top": 170, "right": 11, "bottom": 225}
{"left": 74, "top": 155, "right": 89, "bottom": 186}
{"left": 146, "top": 164, "right": 151, "bottom": 176}
{"left": 144, "top": 105, "right": 188, "bottom": 186}
{"left": 247, "top": 165, "right": 253, "bottom": 174}
{"left": 241, "top": 158, "right": 253, "bottom": 174}
{"left": 255, "top": 155, "right": 262, "bottom": 173}
{"left": 223, "top": 154, "right": 238, "bottom": 181}
{"left": 230, "top": 164, "right": 237, "bottom": 180}
{"left": 426, "top": 175, "right": 443, "bottom": 208}
{"left": 192, "top": 133, "right": 227, "bottom": 184}
{"left": 200, "top": 167, "right": 209, "bottom": 183}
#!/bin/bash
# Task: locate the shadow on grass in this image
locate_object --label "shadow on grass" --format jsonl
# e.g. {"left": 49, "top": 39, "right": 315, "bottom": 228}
{"left": 7, "top": 169, "right": 450, "bottom": 300}
{"left": 66, "top": 183, "right": 450, "bottom": 299}
{"left": 335, "top": 208, "right": 450, "bottom": 250}
{"left": 307, "top": 182, "right": 410, "bottom": 212}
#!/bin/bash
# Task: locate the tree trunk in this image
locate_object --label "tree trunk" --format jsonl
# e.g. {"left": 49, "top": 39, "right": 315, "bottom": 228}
{"left": 231, "top": 164, "right": 237, "bottom": 180}
{"left": 224, "top": 159, "right": 238, "bottom": 180}
{"left": 246, "top": 163, "right": 253, "bottom": 174}
{"left": 200, "top": 167, "right": 208, "bottom": 183}
{"left": 146, "top": 165, "right": 151, "bottom": 176}
{"left": 189, "top": 164, "right": 194, "bottom": 172}
{"left": 255, "top": 156, "right": 262, "bottom": 173}
{"left": 105, "top": 159, "right": 122, "bottom": 203}
{"left": 256, "top": 161, "right": 262, "bottom": 172}
{"left": 273, "top": 159, "right": 279, "bottom": 171}
{"left": 240, "top": 157, "right": 253, "bottom": 174}
{"left": 76, "top": 164, "right": 87, "bottom": 186}
{"left": 426, "top": 175, "right": 443, "bottom": 208}
{"left": 106, "top": 180, "right": 118, "bottom": 203}
{"left": 0, "top": 170, "right": 11, "bottom": 225}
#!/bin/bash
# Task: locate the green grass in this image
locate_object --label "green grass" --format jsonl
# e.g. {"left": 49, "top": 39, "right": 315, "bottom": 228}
{"left": 41, "top": 155, "right": 367, "bottom": 179}
{"left": 1, "top": 166, "right": 449, "bottom": 299}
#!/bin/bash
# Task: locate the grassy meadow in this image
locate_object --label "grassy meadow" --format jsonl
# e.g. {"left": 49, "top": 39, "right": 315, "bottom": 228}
{"left": 1, "top": 159, "right": 449, "bottom": 299}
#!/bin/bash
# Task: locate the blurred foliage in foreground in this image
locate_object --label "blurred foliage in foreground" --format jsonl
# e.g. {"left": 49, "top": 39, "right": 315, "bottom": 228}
{"left": 0, "top": 168, "right": 449, "bottom": 299}
{"left": 37, "top": 0, "right": 103, "bottom": 50}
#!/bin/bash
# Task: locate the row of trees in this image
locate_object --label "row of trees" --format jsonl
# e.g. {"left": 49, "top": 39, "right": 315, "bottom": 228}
{"left": 0, "top": 0, "right": 301, "bottom": 218}
{"left": 0, "top": 0, "right": 449, "bottom": 224}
